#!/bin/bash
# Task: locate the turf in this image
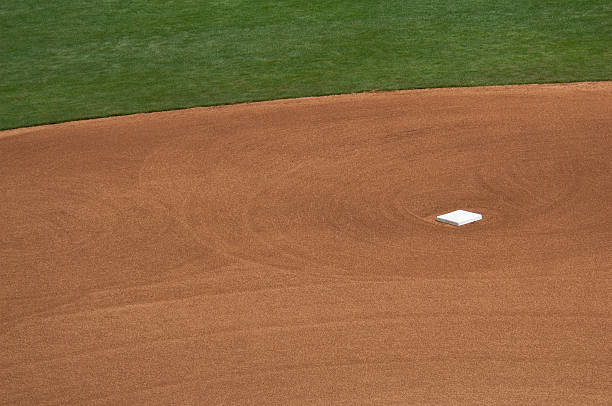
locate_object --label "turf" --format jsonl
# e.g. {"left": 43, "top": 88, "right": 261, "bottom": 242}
{"left": 1, "top": 0, "right": 610, "bottom": 130}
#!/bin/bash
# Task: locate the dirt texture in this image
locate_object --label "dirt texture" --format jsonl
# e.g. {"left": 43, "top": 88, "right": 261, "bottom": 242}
{"left": 1, "top": 82, "right": 611, "bottom": 405}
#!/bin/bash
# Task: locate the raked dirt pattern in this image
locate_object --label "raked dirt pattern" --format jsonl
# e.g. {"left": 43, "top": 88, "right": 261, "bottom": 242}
{"left": 1, "top": 82, "right": 611, "bottom": 405}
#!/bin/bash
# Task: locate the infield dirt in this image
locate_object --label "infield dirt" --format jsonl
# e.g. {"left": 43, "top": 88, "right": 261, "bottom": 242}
{"left": 1, "top": 82, "right": 611, "bottom": 405}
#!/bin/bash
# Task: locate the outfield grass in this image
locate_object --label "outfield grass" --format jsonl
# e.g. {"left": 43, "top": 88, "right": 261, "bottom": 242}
{"left": 1, "top": 0, "right": 610, "bottom": 130}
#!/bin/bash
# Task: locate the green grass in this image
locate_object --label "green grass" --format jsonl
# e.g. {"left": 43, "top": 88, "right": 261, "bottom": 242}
{"left": 1, "top": 0, "right": 610, "bottom": 130}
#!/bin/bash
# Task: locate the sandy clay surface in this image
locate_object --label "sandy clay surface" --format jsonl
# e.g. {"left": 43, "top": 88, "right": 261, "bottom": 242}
{"left": 1, "top": 82, "right": 612, "bottom": 405}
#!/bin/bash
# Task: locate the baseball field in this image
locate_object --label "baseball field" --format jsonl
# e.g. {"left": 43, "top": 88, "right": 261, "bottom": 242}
{"left": 1, "top": 1, "right": 611, "bottom": 405}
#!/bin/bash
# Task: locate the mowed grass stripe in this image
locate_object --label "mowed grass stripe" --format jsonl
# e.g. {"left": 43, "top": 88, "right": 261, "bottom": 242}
{"left": 1, "top": 0, "right": 610, "bottom": 130}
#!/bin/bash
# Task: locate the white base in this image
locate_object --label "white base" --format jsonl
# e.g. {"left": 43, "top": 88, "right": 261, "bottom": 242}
{"left": 436, "top": 210, "right": 482, "bottom": 226}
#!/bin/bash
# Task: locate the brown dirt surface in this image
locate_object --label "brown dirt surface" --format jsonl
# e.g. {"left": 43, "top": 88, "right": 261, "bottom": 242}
{"left": 1, "top": 82, "right": 612, "bottom": 405}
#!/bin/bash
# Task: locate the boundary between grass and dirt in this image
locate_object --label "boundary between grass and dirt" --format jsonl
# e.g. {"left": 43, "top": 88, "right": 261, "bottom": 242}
{"left": 2, "top": 80, "right": 611, "bottom": 135}
{"left": 2, "top": 0, "right": 610, "bottom": 130}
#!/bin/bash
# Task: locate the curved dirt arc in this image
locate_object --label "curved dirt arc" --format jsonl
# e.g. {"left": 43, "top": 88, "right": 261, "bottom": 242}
{"left": 1, "top": 82, "right": 611, "bottom": 405}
